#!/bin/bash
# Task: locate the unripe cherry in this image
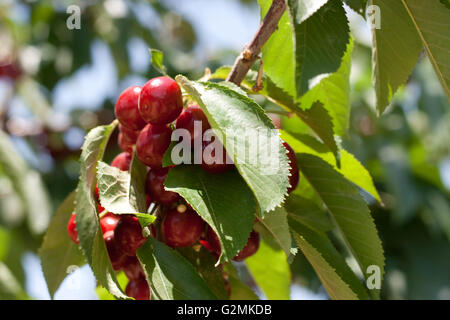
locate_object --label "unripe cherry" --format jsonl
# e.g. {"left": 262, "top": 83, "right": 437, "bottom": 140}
{"left": 139, "top": 76, "right": 183, "bottom": 125}
{"left": 115, "top": 86, "right": 146, "bottom": 130}
{"left": 136, "top": 124, "right": 172, "bottom": 169}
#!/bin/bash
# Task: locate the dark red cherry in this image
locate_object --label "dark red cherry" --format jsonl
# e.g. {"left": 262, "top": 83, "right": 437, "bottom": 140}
{"left": 103, "top": 231, "right": 126, "bottom": 271}
{"left": 111, "top": 152, "right": 132, "bottom": 171}
{"left": 94, "top": 186, "right": 99, "bottom": 201}
{"left": 233, "top": 230, "right": 260, "bottom": 261}
{"left": 139, "top": 76, "right": 183, "bottom": 125}
{"left": 0, "top": 63, "right": 22, "bottom": 80}
{"left": 67, "top": 213, "right": 79, "bottom": 244}
{"left": 115, "top": 86, "right": 146, "bottom": 130}
{"left": 162, "top": 208, "right": 205, "bottom": 247}
{"left": 136, "top": 124, "right": 172, "bottom": 169}
{"left": 146, "top": 167, "right": 179, "bottom": 205}
{"left": 118, "top": 132, "right": 134, "bottom": 153}
{"left": 282, "top": 141, "right": 299, "bottom": 193}
{"left": 201, "top": 140, "right": 234, "bottom": 174}
{"left": 100, "top": 212, "right": 119, "bottom": 234}
{"left": 175, "top": 105, "right": 211, "bottom": 143}
{"left": 115, "top": 215, "right": 147, "bottom": 256}
{"left": 203, "top": 227, "right": 221, "bottom": 256}
{"left": 122, "top": 256, "right": 145, "bottom": 281}
{"left": 126, "top": 277, "right": 150, "bottom": 300}
{"left": 119, "top": 123, "right": 140, "bottom": 142}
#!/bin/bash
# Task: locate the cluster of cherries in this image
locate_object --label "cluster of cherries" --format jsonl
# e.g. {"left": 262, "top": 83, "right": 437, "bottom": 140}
{"left": 67, "top": 76, "right": 299, "bottom": 300}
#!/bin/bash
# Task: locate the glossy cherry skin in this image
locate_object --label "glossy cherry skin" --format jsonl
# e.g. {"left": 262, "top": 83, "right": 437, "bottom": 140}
{"left": 162, "top": 208, "right": 205, "bottom": 247}
{"left": 122, "top": 256, "right": 145, "bottom": 281}
{"left": 175, "top": 105, "right": 211, "bottom": 143}
{"left": 146, "top": 167, "right": 179, "bottom": 205}
{"left": 201, "top": 140, "right": 234, "bottom": 174}
{"left": 114, "top": 215, "right": 147, "bottom": 256}
{"left": 103, "top": 231, "right": 126, "bottom": 271}
{"left": 100, "top": 213, "right": 119, "bottom": 234}
{"left": 233, "top": 230, "right": 260, "bottom": 261}
{"left": 119, "top": 123, "right": 140, "bottom": 142}
{"left": 139, "top": 76, "right": 183, "bottom": 125}
{"left": 282, "top": 142, "right": 299, "bottom": 193}
{"left": 126, "top": 277, "right": 150, "bottom": 300}
{"left": 118, "top": 132, "right": 134, "bottom": 154}
{"left": 67, "top": 213, "right": 79, "bottom": 244}
{"left": 115, "top": 86, "right": 146, "bottom": 130}
{"left": 111, "top": 152, "right": 132, "bottom": 171}
{"left": 136, "top": 124, "right": 172, "bottom": 169}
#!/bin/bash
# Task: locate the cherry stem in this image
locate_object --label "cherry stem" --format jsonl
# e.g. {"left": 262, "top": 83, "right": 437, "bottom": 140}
{"left": 226, "top": 0, "right": 286, "bottom": 85}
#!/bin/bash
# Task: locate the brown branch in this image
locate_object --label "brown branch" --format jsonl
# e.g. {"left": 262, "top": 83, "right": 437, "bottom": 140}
{"left": 226, "top": 0, "right": 286, "bottom": 85}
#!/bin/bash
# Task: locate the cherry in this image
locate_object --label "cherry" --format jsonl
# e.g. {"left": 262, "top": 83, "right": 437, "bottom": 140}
{"left": 139, "top": 76, "right": 183, "bottom": 125}
{"left": 0, "top": 63, "right": 22, "bottom": 80}
{"left": 162, "top": 208, "right": 205, "bottom": 247}
{"left": 119, "top": 123, "right": 140, "bottom": 142}
{"left": 201, "top": 140, "right": 234, "bottom": 174}
{"left": 122, "top": 256, "right": 145, "bottom": 281}
{"left": 103, "top": 231, "right": 126, "bottom": 271}
{"left": 115, "top": 86, "right": 146, "bottom": 131}
{"left": 94, "top": 186, "right": 99, "bottom": 201}
{"left": 233, "top": 230, "right": 260, "bottom": 261}
{"left": 282, "top": 141, "right": 299, "bottom": 193}
{"left": 100, "top": 212, "right": 119, "bottom": 234}
{"left": 136, "top": 124, "right": 172, "bottom": 169}
{"left": 111, "top": 152, "right": 132, "bottom": 171}
{"left": 203, "top": 227, "right": 221, "bottom": 256}
{"left": 118, "top": 132, "right": 134, "bottom": 154}
{"left": 126, "top": 277, "right": 150, "bottom": 300}
{"left": 114, "top": 215, "right": 147, "bottom": 256}
{"left": 146, "top": 167, "right": 179, "bottom": 205}
{"left": 175, "top": 105, "right": 211, "bottom": 143}
{"left": 97, "top": 203, "right": 105, "bottom": 214}
{"left": 67, "top": 213, "right": 79, "bottom": 244}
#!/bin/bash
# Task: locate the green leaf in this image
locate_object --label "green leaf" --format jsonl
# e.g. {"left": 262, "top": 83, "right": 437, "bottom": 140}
{"left": 297, "top": 153, "right": 385, "bottom": 297}
{"left": 0, "top": 262, "right": 28, "bottom": 300}
{"left": 281, "top": 131, "right": 381, "bottom": 202}
{"left": 289, "top": 218, "right": 368, "bottom": 300}
{"left": 299, "top": 39, "right": 354, "bottom": 136}
{"left": 176, "top": 76, "right": 290, "bottom": 214}
{"left": 96, "top": 272, "right": 128, "bottom": 300}
{"left": 369, "top": 0, "right": 422, "bottom": 114}
{"left": 401, "top": 0, "right": 450, "bottom": 101}
{"left": 39, "top": 191, "right": 85, "bottom": 298}
{"left": 74, "top": 120, "right": 127, "bottom": 299}
{"left": 287, "top": 0, "right": 350, "bottom": 96}
{"left": 344, "top": 0, "right": 368, "bottom": 16}
{"left": 0, "top": 130, "right": 51, "bottom": 234}
{"left": 150, "top": 48, "right": 167, "bottom": 75}
{"left": 255, "top": 207, "right": 293, "bottom": 258}
{"left": 246, "top": 239, "right": 291, "bottom": 300}
{"left": 165, "top": 165, "right": 256, "bottom": 261}
{"left": 137, "top": 238, "right": 217, "bottom": 300}
{"left": 224, "top": 263, "right": 259, "bottom": 300}
{"left": 285, "top": 194, "right": 333, "bottom": 233}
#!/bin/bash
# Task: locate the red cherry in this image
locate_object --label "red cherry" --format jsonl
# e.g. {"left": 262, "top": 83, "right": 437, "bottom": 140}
{"left": 119, "top": 123, "right": 140, "bottom": 142}
{"left": 146, "top": 167, "right": 179, "bottom": 205}
{"left": 122, "top": 256, "right": 145, "bottom": 281}
{"left": 94, "top": 186, "right": 99, "bottom": 201}
{"left": 111, "top": 152, "right": 132, "bottom": 171}
{"left": 175, "top": 105, "right": 211, "bottom": 143}
{"left": 162, "top": 208, "right": 205, "bottom": 247}
{"left": 114, "top": 215, "right": 147, "bottom": 256}
{"left": 203, "top": 227, "right": 221, "bottom": 255}
{"left": 115, "top": 86, "right": 146, "bottom": 130}
{"left": 136, "top": 124, "right": 172, "bottom": 169}
{"left": 139, "top": 76, "right": 183, "bottom": 125}
{"left": 100, "top": 212, "right": 119, "bottom": 234}
{"left": 67, "top": 213, "right": 79, "bottom": 244}
{"left": 97, "top": 203, "right": 105, "bottom": 214}
{"left": 233, "top": 231, "right": 260, "bottom": 261}
{"left": 118, "top": 132, "right": 134, "bottom": 153}
{"left": 126, "top": 277, "right": 150, "bottom": 300}
{"left": 0, "top": 63, "right": 22, "bottom": 80}
{"left": 103, "top": 231, "right": 126, "bottom": 271}
{"left": 282, "top": 142, "right": 299, "bottom": 193}
{"left": 201, "top": 140, "right": 234, "bottom": 174}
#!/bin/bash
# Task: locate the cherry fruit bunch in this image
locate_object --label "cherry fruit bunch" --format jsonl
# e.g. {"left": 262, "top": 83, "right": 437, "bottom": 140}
{"left": 67, "top": 76, "right": 299, "bottom": 300}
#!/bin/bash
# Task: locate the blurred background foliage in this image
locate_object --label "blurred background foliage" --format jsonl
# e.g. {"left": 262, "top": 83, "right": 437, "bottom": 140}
{"left": 0, "top": 0, "right": 448, "bottom": 300}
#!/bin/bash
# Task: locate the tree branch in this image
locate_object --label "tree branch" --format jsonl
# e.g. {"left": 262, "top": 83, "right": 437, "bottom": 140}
{"left": 226, "top": 0, "right": 286, "bottom": 85}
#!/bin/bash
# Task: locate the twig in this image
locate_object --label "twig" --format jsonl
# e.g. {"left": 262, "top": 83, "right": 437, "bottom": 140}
{"left": 226, "top": 0, "right": 286, "bottom": 85}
